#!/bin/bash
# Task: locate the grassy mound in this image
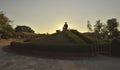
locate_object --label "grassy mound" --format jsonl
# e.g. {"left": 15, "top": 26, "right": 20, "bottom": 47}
{"left": 10, "top": 29, "right": 113, "bottom": 54}
{"left": 63, "top": 30, "right": 87, "bottom": 44}
{"left": 11, "top": 29, "right": 96, "bottom": 53}
{"left": 70, "top": 29, "right": 96, "bottom": 44}
{"left": 31, "top": 31, "right": 76, "bottom": 44}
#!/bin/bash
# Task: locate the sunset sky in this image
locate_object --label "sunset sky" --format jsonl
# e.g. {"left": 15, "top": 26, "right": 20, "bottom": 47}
{"left": 0, "top": 0, "right": 120, "bottom": 33}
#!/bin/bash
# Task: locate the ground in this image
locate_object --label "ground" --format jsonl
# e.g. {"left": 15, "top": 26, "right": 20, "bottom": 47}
{"left": 0, "top": 39, "right": 120, "bottom": 70}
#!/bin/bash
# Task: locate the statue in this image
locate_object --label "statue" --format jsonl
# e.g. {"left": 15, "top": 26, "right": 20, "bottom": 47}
{"left": 63, "top": 22, "right": 68, "bottom": 30}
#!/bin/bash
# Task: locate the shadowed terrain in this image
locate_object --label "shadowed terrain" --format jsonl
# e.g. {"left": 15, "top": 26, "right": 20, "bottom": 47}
{"left": 1, "top": 40, "right": 120, "bottom": 70}
{"left": 32, "top": 31, "right": 76, "bottom": 45}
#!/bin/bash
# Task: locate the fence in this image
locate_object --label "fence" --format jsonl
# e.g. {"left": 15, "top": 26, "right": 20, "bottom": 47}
{"left": 93, "top": 42, "right": 112, "bottom": 55}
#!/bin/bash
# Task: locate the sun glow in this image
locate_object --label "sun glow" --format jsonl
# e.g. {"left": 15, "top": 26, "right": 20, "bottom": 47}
{"left": 57, "top": 24, "right": 63, "bottom": 31}
{"left": 57, "top": 21, "right": 71, "bottom": 31}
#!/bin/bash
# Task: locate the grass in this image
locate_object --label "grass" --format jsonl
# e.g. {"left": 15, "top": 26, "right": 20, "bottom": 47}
{"left": 70, "top": 29, "right": 96, "bottom": 44}
{"left": 63, "top": 30, "right": 87, "bottom": 44}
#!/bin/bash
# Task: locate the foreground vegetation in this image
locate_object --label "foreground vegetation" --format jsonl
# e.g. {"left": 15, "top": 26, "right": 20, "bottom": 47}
{"left": 11, "top": 42, "right": 93, "bottom": 53}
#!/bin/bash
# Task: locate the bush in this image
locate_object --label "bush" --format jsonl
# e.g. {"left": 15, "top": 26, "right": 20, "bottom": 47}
{"left": 11, "top": 41, "right": 93, "bottom": 53}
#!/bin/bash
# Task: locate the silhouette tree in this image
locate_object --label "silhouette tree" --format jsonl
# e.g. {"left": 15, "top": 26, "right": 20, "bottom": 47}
{"left": 107, "top": 18, "right": 119, "bottom": 38}
{"left": 15, "top": 25, "right": 34, "bottom": 33}
{"left": 100, "top": 24, "right": 109, "bottom": 40}
{"left": 101, "top": 24, "right": 108, "bottom": 34}
{"left": 0, "top": 11, "right": 14, "bottom": 37}
{"left": 87, "top": 20, "right": 92, "bottom": 32}
{"left": 94, "top": 20, "right": 103, "bottom": 39}
{"left": 94, "top": 20, "right": 103, "bottom": 34}
{"left": 63, "top": 22, "right": 68, "bottom": 30}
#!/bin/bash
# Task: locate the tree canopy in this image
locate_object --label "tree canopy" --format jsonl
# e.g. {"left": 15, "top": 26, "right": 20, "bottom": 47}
{"left": 86, "top": 18, "right": 119, "bottom": 39}
{"left": 0, "top": 11, "right": 14, "bottom": 37}
{"left": 107, "top": 18, "right": 119, "bottom": 38}
{"left": 15, "top": 25, "right": 35, "bottom": 33}
{"left": 94, "top": 20, "right": 103, "bottom": 34}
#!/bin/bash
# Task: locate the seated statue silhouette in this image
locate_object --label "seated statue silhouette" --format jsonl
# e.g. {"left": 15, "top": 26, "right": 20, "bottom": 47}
{"left": 63, "top": 22, "right": 68, "bottom": 30}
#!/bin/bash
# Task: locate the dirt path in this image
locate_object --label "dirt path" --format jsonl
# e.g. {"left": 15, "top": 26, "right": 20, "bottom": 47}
{"left": 0, "top": 39, "right": 120, "bottom": 70}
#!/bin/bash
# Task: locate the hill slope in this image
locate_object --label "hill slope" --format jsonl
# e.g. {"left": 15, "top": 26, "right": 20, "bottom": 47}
{"left": 32, "top": 31, "right": 77, "bottom": 45}
{"left": 32, "top": 30, "right": 95, "bottom": 45}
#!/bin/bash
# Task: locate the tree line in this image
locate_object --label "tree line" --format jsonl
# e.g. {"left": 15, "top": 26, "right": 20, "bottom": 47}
{"left": 87, "top": 18, "right": 119, "bottom": 40}
{"left": 0, "top": 11, "right": 34, "bottom": 39}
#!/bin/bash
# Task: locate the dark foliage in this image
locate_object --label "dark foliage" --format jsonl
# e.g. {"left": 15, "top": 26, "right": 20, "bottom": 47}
{"left": 94, "top": 20, "right": 103, "bottom": 34}
{"left": 0, "top": 11, "right": 14, "bottom": 37}
{"left": 11, "top": 42, "right": 93, "bottom": 53}
{"left": 87, "top": 20, "right": 92, "bottom": 32}
{"left": 15, "top": 25, "right": 34, "bottom": 33}
{"left": 107, "top": 18, "right": 119, "bottom": 38}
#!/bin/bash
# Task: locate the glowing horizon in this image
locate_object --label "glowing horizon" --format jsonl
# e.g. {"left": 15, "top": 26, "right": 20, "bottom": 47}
{"left": 0, "top": 0, "right": 120, "bottom": 33}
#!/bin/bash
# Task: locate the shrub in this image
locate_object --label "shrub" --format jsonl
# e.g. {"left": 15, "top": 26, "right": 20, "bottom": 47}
{"left": 11, "top": 41, "right": 93, "bottom": 53}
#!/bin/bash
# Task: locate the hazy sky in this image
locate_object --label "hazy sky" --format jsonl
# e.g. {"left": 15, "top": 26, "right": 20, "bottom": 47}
{"left": 0, "top": 0, "right": 120, "bottom": 33}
